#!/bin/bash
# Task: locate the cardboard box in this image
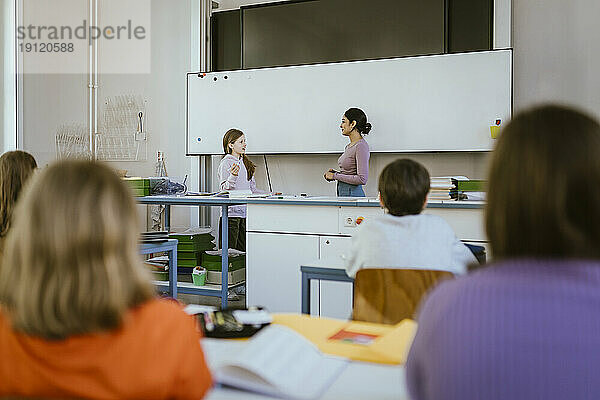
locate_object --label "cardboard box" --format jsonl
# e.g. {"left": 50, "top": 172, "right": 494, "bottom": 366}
{"left": 207, "top": 268, "right": 246, "bottom": 285}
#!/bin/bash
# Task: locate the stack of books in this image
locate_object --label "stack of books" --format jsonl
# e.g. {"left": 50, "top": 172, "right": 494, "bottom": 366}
{"left": 429, "top": 176, "right": 486, "bottom": 201}
{"left": 168, "top": 228, "right": 216, "bottom": 271}
{"left": 123, "top": 177, "right": 150, "bottom": 197}
{"left": 202, "top": 249, "right": 246, "bottom": 285}
{"left": 454, "top": 179, "right": 487, "bottom": 200}
{"left": 145, "top": 261, "right": 169, "bottom": 281}
{"left": 429, "top": 176, "right": 462, "bottom": 200}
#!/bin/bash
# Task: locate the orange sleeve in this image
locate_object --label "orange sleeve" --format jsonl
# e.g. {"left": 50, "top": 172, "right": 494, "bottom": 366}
{"left": 171, "top": 313, "right": 213, "bottom": 400}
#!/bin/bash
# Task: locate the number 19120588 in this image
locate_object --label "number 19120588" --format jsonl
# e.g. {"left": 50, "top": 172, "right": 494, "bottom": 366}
{"left": 19, "top": 42, "right": 74, "bottom": 53}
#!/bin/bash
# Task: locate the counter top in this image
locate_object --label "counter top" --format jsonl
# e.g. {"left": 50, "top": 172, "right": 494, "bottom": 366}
{"left": 137, "top": 195, "right": 484, "bottom": 209}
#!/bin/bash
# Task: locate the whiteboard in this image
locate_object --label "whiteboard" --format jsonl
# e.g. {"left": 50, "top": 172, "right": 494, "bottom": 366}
{"left": 186, "top": 50, "right": 512, "bottom": 155}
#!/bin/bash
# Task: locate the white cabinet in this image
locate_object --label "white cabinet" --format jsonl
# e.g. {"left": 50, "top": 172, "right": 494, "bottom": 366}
{"left": 319, "top": 235, "right": 352, "bottom": 261}
{"left": 318, "top": 236, "right": 354, "bottom": 319}
{"left": 247, "top": 204, "right": 339, "bottom": 234}
{"left": 246, "top": 232, "right": 319, "bottom": 313}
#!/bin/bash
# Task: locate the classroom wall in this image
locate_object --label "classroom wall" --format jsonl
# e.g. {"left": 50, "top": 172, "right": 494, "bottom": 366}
{"left": 18, "top": 0, "right": 197, "bottom": 231}
{"left": 513, "top": 0, "right": 600, "bottom": 117}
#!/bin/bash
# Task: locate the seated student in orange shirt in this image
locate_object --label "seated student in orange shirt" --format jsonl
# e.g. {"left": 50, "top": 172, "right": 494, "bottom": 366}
{"left": 0, "top": 160, "right": 212, "bottom": 400}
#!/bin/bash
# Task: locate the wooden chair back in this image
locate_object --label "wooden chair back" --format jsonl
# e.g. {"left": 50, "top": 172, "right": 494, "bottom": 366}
{"left": 353, "top": 268, "right": 453, "bottom": 324}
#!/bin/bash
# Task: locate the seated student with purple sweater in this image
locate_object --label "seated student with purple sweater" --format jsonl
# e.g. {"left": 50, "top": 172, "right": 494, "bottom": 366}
{"left": 324, "top": 108, "right": 371, "bottom": 197}
{"left": 406, "top": 105, "right": 600, "bottom": 400}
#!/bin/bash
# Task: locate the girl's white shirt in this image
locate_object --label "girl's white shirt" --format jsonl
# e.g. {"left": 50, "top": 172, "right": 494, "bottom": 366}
{"left": 217, "top": 154, "right": 259, "bottom": 218}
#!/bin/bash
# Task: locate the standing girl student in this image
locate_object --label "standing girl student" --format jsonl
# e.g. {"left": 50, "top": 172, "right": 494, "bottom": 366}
{"left": 324, "top": 107, "right": 371, "bottom": 197}
{"left": 218, "top": 128, "right": 264, "bottom": 252}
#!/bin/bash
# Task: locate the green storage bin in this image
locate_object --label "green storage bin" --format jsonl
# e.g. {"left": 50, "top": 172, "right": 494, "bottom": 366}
{"left": 177, "top": 242, "right": 215, "bottom": 252}
{"left": 202, "top": 252, "right": 245, "bottom": 264}
{"left": 202, "top": 260, "right": 245, "bottom": 272}
{"left": 177, "top": 258, "right": 199, "bottom": 268}
{"left": 178, "top": 250, "right": 200, "bottom": 260}
{"left": 152, "top": 271, "right": 169, "bottom": 281}
{"left": 169, "top": 229, "right": 216, "bottom": 253}
{"left": 177, "top": 242, "right": 201, "bottom": 252}
{"left": 123, "top": 178, "right": 149, "bottom": 197}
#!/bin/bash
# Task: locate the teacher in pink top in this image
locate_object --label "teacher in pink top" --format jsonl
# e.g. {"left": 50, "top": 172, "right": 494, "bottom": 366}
{"left": 324, "top": 108, "right": 371, "bottom": 197}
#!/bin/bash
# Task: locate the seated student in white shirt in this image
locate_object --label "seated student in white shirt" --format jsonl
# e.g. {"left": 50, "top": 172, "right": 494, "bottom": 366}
{"left": 345, "top": 159, "right": 476, "bottom": 277}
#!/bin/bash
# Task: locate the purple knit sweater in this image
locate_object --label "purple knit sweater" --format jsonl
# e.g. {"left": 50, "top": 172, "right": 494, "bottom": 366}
{"left": 407, "top": 259, "right": 600, "bottom": 400}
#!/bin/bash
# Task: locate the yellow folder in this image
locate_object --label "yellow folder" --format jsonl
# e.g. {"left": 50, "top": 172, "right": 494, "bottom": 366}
{"left": 272, "top": 313, "right": 417, "bottom": 365}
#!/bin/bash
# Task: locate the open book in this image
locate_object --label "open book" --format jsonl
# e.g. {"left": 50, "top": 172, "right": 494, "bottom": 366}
{"left": 214, "top": 325, "right": 348, "bottom": 399}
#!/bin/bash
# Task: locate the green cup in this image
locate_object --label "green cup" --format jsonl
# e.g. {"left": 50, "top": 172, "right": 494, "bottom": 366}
{"left": 192, "top": 267, "right": 207, "bottom": 286}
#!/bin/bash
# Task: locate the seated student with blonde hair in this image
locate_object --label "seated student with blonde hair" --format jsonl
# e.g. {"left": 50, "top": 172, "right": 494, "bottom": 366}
{"left": 0, "top": 150, "right": 37, "bottom": 248}
{"left": 0, "top": 160, "right": 212, "bottom": 399}
{"left": 407, "top": 105, "right": 600, "bottom": 400}
{"left": 345, "top": 159, "right": 475, "bottom": 277}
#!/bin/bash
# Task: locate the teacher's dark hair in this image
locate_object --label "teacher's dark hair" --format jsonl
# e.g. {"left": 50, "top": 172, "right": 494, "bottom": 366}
{"left": 487, "top": 104, "right": 600, "bottom": 260}
{"left": 345, "top": 108, "right": 372, "bottom": 135}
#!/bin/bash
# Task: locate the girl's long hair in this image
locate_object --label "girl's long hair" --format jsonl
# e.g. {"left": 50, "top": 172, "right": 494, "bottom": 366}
{"left": 0, "top": 151, "right": 37, "bottom": 238}
{"left": 222, "top": 128, "right": 256, "bottom": 180}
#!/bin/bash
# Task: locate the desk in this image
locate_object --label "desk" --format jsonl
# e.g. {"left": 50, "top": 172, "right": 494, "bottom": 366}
{"left": 139, "top": 195, "right": 485, "bottom": 312}
{"left": 140, "top": 239, "right": 178, "bottom": 298}
{"left": 138, "top": 196, "right": 247, "bottom": 309}
{"left": 301, "top": 264, "right": 353, "bottom": 315}
{"left": 201, "top": 338, "right": 408, "bottom": 400}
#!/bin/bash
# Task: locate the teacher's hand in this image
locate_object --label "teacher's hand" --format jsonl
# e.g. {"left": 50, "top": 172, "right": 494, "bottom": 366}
{"left": 324, "top": 171, "right": 335, "bottom": 181}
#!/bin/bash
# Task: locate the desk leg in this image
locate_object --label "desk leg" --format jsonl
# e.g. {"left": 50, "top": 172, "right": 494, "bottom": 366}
{"left": 169, "top": 247, "right": 177, "bottom": 299}
{"left": 301, "top": 272, "right": 310, "bottom": 315}
{"left": 164, "top": 205, "right": 171, "bottom": 233}
{"left": 221, "top": 205, "right": 229, "bottom": 309}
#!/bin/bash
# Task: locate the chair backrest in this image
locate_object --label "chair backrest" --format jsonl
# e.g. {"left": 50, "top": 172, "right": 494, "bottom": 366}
{"left": 353, "top": 268, "right": 453, "bottom": 324}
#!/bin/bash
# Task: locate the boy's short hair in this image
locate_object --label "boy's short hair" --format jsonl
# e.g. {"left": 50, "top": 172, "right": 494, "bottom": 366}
{"left": 378, "top": 159, "right": 430, "bottom": 216}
